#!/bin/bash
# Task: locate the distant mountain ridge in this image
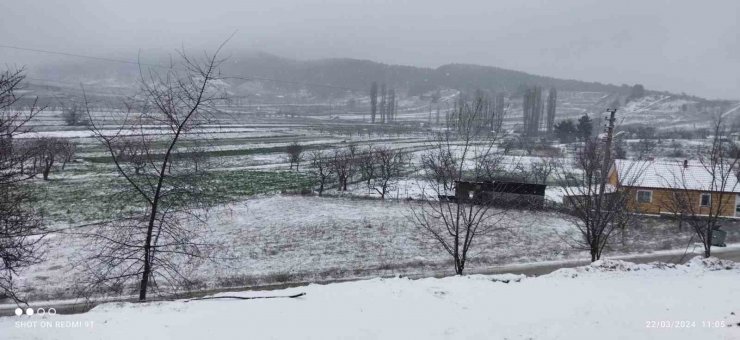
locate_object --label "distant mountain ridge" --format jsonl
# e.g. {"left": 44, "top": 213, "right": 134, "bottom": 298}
{"left": 33, "top": 50, "right": 675, "bottom": 99}
{"left": 218, "top": 52, "right": 631, "bottom": 96}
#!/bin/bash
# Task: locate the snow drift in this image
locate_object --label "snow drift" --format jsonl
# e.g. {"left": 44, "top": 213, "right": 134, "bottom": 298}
{"left": 1, "top": 257, "right": 739, "bottom": 340}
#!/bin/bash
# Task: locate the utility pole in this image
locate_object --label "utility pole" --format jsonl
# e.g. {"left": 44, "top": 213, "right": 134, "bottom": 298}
{"left": 599, "top": 108, "right": 617, "bottom": 197}
{"left": 603, "top": 108, "right": 617, "bottom": 164}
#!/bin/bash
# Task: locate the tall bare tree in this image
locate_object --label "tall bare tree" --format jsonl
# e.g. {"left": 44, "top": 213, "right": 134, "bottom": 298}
{"left": 557, "top": 139, "right": 643, "bottom": 261}
{"left": 522, "top": 86, "right": 543, "bottom": 137}
{"left": 0, "top": 67, "right": 46, "bottom": 304}
{"left": 82, "top": 46, "right": 227, "bottom": 301}
{"left": 379, "top": 83, "right": 387, "bottom": 124}
{"left": 386, "top": 88, "right": 396, "bottom": 123}
{"left": 493, "top": 92, "right": 505, "bottom": 133}
{"left": 370, "top": 82, "right": 378, "bottom": 124}
{"left": 329, "top": 145, "right": 357, "bottom": 192}
{"left": 410, "top": 96, "right": 510, "bottom": 275}
{"left": 546, "top": 87, "right": 557, "bottom": 136}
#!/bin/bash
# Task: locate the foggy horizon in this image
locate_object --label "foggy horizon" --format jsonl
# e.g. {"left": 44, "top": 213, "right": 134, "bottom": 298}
{"left": 1, "top": 0, "right": 739, "bottom": 99}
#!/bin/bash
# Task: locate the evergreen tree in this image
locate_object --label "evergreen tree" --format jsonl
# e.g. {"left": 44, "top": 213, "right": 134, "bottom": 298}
{"left": 554, "top": 119, "right": 577, "bottom": 143}
{"left": 577, "top": 114, "right": 593, "bottom": 140}
{"left": 626, "top": 84, "right": 645, "bottom": 102}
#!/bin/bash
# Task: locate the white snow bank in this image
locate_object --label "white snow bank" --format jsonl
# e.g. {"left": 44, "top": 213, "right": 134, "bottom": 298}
{"left": 2, "top": 257, "right": 739, "bottom": 340}
{"left": 548, "top": 256, "right": 740, "bottom": 279}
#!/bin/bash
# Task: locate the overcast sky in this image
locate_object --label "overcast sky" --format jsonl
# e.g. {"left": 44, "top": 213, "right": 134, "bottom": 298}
{"left": 1, "top": 0, "right": 738, "bottom": 99}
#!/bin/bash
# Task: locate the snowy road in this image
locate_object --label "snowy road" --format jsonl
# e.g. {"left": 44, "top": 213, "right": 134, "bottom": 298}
{"left": 721, "top": 102, "right": 740, "bottom": 118}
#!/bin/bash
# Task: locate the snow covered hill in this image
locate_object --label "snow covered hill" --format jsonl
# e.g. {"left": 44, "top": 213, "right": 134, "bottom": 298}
{"left": 2, "top": 257, "right": 739, "bottom": 340}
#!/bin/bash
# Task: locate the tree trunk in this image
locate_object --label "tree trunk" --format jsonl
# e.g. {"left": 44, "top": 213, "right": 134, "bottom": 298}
{"left": 455, "top": 257, "right": 464, "bottom": 275}
{"left": 42, "top": 158, "right": 53, "bottom": 180}
{"left": 139, "top": 222, "right": 154, "bottom": 301}
{"left": 705, "top": 228, "right": 713, "bottom": 258}
{"left": 590, "top": 244, "right": 599, "bottom": 262}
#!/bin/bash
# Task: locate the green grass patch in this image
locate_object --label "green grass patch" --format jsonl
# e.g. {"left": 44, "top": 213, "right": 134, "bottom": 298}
{"left": 29, "top": 169, "right": 313, "bottom": 223}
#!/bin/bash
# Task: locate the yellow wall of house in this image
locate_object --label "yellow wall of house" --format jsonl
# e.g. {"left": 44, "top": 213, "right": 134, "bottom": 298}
{"left": 608, "top": 168, "right": 619, "bottom": 187}
{"left": 609, "top": 164, "right": 738, "bottom": 217}
{"left": 625, "top": 187, "right": 738, "bottom": 217}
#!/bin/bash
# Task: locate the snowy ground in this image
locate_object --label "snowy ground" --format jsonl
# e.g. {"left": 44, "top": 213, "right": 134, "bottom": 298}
{"left": 13, "top": 194, "right": 737, "bottom": 304}
{"left": 3, "top": 257, "right": 739, "bottom": 340}
{"left": 15, "top": 195, "right": 576, "bottom": 301}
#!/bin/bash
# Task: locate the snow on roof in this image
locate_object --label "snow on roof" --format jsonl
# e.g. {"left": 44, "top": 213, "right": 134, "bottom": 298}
{"left": 557, "top": 184, "right": 617, "bottom": 198}
{"left": 613, "top": 159, "right": 740, "bottom": 193}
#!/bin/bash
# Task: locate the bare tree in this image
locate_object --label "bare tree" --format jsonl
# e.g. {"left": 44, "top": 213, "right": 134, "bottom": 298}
{"left": 369, "top": 146, "right": 406, "bottom": 199}
{"left": 62, "top": 102, "right": 87, "bottom": 126}
{"left": 28, "top": 137, "right": 74, "bottom": 180}
{"left": 357, "top": 147, "right": 377, "bottom": 188}
{"left": 181, "top": 145, "right": 211, "bottom": 173}
{"left": 410, "top": 96, "right": 510, "bottom": 275}
{"left": 659, "top": 118, "right": 740, "bottom": 257}
{"left": 309, "top": 149, "right": 333, "bottom": 196}
{"left": 528, "top": 156, "right": 558, "bottom": 185}
{"left": 545, "top": 87, "right": 557, "bottom": 136}
{"left": 0, "top": 67, "right": 46, "bottom": 304}
{"left": 419, "top": 142, "right": 458, "bottom": 192}
{"left": 113, "top": 138, "right": 149, "bottom": 175}
{"left": 387, "top": 88, "right": 396, "bottom": 123}
{"left": 370, "top": 82, "right": 378, "bottom": 124}
{"left": 379, "top": 83, "right": 387, "bottom": 124}
{"left": 557, "top": 139, "right": 643, "bottom": 262}
{"left": 286, "top": 141, "right": 304, "bottom": 171}
{"left": 82, "top": 46, "right": 227, "bottom": 301}
{"left": 58, "top": 139, "right": 76, "bottom": 170}
{"left": 330, "top": 146, "right": 356, "bottom": 192}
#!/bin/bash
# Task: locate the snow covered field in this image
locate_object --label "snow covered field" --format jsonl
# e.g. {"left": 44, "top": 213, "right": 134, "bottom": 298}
{"left": 3, "top": 257, "right": 739, "bottom": 340}
{"left": 14, "top": 194, "right": 729, "bottom": 303}
{"left": 15, "top": 195, "right": 576, "bottom": 301}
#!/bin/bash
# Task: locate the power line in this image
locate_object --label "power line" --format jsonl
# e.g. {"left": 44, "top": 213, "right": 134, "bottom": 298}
{"left": 0, "top": 43, "right": 362, "bottom": 91}
{"left": 0, "top": 44, "right": 161, "bottom": 68}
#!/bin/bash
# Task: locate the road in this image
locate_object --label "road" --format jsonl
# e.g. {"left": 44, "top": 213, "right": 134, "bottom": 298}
{"left": 721, "top": 102, "right": 740, "bottom": 119}
{"left": 465, "top": 244, "right": 740, "bottom": 277}
{"left": 2, "top": 245, "right": 739, "bottom": 317}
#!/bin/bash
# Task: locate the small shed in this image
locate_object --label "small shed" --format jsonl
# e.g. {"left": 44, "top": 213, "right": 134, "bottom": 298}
{"left": 455, "top": 180, "right": 547, "bottom": 208}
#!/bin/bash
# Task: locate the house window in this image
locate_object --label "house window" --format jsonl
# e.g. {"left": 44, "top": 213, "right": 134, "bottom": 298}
{"left": 700, "top": 193, "right": 711, "bottom": 207}
{"left": 636, "top": 190, "right": 652, "bottom": 203}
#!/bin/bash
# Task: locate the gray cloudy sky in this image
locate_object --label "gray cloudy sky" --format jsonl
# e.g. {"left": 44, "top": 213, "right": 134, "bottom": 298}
{"left": 1, "top": 0, "right": 738, "bottom": 99}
